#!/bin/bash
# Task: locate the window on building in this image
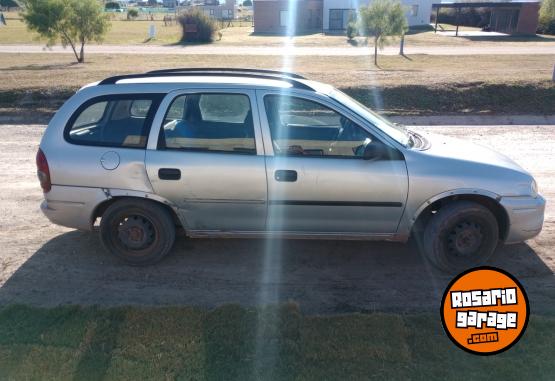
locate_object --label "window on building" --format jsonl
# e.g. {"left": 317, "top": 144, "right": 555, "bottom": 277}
{"left": 280, "top": 10, "right": 288, "bottom": 27}
{"left": 411, "top": 4, "right": 419, "bottom": 17}
{"left": 329, "top": 9, "right": 356, "bottom": 30}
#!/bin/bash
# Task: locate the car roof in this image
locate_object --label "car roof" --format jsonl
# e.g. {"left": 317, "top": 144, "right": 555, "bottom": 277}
{"left": 85, "top": 68, "right": 333, "bottom": 94}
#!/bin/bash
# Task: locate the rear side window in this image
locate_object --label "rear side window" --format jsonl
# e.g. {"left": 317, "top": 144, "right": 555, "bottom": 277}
{"left": 160, "top": 93, "right": 256, "bottom": 154}
{"left": 66, "top": 94, "right": 162, "bottom": 148}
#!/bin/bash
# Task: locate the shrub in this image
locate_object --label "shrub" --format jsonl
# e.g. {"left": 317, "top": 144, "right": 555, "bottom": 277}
{"left": 539, "top": 0, "right": 555, "bottom": 35}
{"left": 0, "top": 0, "right": 19, "bottom": 7}
{"left": 346, "top": 21, "right": 358, "bottom": 40}
{"left": 434, "top": 7, "right": 490, "bottom": 28}
{"left": 127, "top": 8, "right": 139, "bottom": 20}
{"left": 105, "top": 1, "right": 121, "bottom": 10}
{"left": 537, "top": 19, "right": 555, "bottom": 35}
{"left": 178, "top": 9, "right": 218, "bottom": 43}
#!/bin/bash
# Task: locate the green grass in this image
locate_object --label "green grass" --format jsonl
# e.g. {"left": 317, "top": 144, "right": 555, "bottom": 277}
{"left": 0, "top": 304, "right": 554, "bottom": 380}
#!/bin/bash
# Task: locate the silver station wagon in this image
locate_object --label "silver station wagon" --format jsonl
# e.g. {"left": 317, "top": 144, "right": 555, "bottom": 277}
{"left": 37, "top": 68, "right": 545, "bottom": 271}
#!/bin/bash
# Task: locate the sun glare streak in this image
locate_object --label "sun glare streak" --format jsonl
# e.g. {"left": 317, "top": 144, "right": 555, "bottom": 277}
{"left": 253, "top": 0, "right": 299, "bottom": 377}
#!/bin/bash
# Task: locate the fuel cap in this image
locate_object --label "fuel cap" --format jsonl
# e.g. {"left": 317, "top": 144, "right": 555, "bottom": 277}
{"left": 100, "top": 151, "right": 120, "bottom": 170}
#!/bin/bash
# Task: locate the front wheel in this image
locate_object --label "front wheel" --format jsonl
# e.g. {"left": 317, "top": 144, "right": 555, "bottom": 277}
{"left": 422, "top": 201, "right": 499, "bottom": 273}
{"left": 100, "top": 199, "right": 176, "bottom": 265}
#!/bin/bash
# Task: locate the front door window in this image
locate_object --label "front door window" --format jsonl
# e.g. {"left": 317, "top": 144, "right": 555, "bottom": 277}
{"left": 263, "top": 94, "right": 375, "bottom": 158}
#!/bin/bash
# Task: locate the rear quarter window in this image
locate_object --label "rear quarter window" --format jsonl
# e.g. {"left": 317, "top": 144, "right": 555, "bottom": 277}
{"left": 65, "top": 94, "right": 163, "bottom": 148}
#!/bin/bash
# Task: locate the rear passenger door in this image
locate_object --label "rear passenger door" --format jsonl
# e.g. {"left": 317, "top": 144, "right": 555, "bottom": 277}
{"left": 145, "top": 89, "right": 268, "bottom": 232}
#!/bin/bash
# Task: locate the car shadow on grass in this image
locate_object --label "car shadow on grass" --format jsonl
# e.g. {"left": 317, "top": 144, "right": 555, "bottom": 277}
{"left": 0, "top": 230, "right": 553, "bottom": 314}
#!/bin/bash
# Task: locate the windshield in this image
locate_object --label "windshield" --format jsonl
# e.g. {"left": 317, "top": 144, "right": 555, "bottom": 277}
{"left": 329, "top": 89, "right": 410, "bottom": 146}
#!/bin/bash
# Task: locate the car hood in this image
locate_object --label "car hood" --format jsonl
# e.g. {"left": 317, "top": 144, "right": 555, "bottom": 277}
{"left": 415, "top": 130, "right": 528, "bottom": 174}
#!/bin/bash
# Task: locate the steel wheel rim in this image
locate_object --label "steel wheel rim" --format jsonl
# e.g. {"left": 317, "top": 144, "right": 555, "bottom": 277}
{"left": 115, "top": 213, "right": 156, "bottom": 253}
{"left": 447, "top": 220, "right": 484, "bottom": 257}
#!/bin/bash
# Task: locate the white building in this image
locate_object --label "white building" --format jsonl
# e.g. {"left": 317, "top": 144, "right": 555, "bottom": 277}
{"left": 323, "top": 0, "right": 433, "bottom": 31}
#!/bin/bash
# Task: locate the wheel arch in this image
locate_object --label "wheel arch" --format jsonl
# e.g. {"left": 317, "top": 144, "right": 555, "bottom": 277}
{"left": 91, "top": 191, "right": 184, "bottom": 229}
{"left": 410, "top": 189, "right": 510, "bottom": 241}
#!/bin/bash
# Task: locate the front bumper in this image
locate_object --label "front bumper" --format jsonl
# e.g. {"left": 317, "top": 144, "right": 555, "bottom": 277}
{"left": 500, "top": 194, "right": 546, "bottom": 244}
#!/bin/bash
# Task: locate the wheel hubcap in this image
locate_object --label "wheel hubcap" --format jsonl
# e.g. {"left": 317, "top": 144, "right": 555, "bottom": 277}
{"left": 117, "top": 215, "right": 155, "bottom": 251}
{"left": 447, "top": 221, "right": 483, "bottom": 257}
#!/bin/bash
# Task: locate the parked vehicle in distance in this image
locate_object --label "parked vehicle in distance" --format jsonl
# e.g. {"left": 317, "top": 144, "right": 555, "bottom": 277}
{"left": 37, "top": 69, "right": 545, "bottom": 272}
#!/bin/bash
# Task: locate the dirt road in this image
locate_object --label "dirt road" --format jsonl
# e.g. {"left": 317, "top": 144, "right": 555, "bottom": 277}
{"left": 1, "top": 44, "right": 554, "bottom": 56}
{"left": 0, "top": 124, "right": 554, "bottom": 314}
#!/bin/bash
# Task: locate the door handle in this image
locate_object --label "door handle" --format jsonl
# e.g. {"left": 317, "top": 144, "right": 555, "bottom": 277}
{"left": 159, "top": 168, "right": 181, "bottom": 180}
{"left": 275, "top": 170, "right": 297, "bottom": 182}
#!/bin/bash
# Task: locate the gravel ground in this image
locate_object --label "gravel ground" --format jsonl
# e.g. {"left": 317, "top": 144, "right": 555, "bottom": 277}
{"left": 0, "top": 124, "right": 553, "bottom": 315}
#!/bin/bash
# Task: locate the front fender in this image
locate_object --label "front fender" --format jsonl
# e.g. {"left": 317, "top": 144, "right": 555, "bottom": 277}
{"left": 396, "top": 188, "right": 503, "bottom": 241}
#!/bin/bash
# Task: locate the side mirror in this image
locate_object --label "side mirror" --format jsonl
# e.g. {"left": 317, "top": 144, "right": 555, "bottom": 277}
{"left": 363, "top": 143, "right": 388, "bottom": 161}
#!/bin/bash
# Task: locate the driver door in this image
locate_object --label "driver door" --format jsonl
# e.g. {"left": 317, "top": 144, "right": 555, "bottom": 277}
{"left": 257, "top": 91, "right": 409, "bottom": 234}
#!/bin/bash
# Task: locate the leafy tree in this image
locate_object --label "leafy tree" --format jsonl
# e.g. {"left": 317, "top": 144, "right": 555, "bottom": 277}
{"left": 127, "top": 8, "right": 139, "bottom": 20}
{"left": 242, "top": 0, "right": 252, "bottom": 6}
{"left": 539, "top": 0, "right": 555, "bottom": 34}
{"left": 21, "top": 0, "right": 109, "bottom": 63}
{"left": 105, "top": 1, "right": 121, "bottom": 10}
{"left": 357, "top": 0, "right": 408, "bottom": 66}
{"left": 1, "top": 0, "right": 20, "bottom": 8}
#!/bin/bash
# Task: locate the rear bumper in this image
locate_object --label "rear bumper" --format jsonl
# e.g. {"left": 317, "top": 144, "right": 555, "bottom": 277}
{"left": 40, "top": 185, "right": 108, "bottom": 231}
{"left": 500, "top": 194, "right": 546, "bottom": 244}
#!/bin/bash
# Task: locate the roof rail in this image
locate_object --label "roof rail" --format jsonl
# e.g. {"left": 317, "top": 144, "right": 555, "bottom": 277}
{"left": 97, "top": 71, "right": 313, "bottom": 90}
{"left": 147, "top": 67, "right": 307, "bottom": 80}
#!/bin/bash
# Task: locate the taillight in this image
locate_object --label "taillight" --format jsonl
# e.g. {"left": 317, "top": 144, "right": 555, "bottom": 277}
{"left": 36, "top": 148, "right": 51, "bottom": 193}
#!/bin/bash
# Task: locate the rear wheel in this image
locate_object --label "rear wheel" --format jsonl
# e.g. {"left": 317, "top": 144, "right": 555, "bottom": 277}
{"left": 100, "top": 199, "right": 176, "bottom": 265}
{"left": 422, "top": 201, "right": 499, "bottom": 273}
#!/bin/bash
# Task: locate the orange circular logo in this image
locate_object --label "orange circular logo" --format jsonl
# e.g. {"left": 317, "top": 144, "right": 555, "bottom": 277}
{"left": 441, "top": 267, "right": 529, "bottom": 355}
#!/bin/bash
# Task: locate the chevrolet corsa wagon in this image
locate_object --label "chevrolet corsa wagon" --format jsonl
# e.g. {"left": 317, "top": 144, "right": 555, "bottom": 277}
{"left": 37, "top": 69, "right": 545, "bottom": 271}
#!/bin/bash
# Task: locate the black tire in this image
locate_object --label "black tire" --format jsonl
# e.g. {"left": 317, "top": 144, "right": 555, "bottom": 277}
{"left": 100, "top": 199, "right": 176, "bottom": 265}
{"left": 422, "top": 201, "right": 499, "bottom": 273}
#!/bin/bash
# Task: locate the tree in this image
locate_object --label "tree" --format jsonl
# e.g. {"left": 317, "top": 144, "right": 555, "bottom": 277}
{"left": 21, "top": 0, "right": 109, "bottom": 63}
{"left": 539, "top": 0, "right": 555, "bottom": 34}
{"left": 105, "top": 1, "right": 121, "bottom": 10}
{"left": 1, "top": 0, "right": 20, "bottom": 8}
{"left": 540, "top": 0, "right": 555, "bottom": 23}
{"left": 357, "top": 0, "right": 408, "bottom": 66}
{"left": 127, "top": 8, "right": 139, "bottom": 20}
{"left": 242, "top": 0, "right": 252, "bottom": 6}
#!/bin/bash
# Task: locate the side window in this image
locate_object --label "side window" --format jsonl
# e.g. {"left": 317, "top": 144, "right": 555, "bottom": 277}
{"left": 66, "top": 95, "right": 160, "bottom": 148}
{"left": 264, "top": 95, "right": 374, "bottom": 158}
{"left": 161, "top": 93, "right": 256, "bottom": 154}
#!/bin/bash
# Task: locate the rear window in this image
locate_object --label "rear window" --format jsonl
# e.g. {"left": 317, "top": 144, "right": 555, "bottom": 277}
{"left": 65, "top": 94, "right": 162, "bottom": 148}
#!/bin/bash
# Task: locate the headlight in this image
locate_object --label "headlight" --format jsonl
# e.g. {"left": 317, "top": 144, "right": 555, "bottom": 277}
{"left": 531, "top": 179, "right": 538, "bottom": 197}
